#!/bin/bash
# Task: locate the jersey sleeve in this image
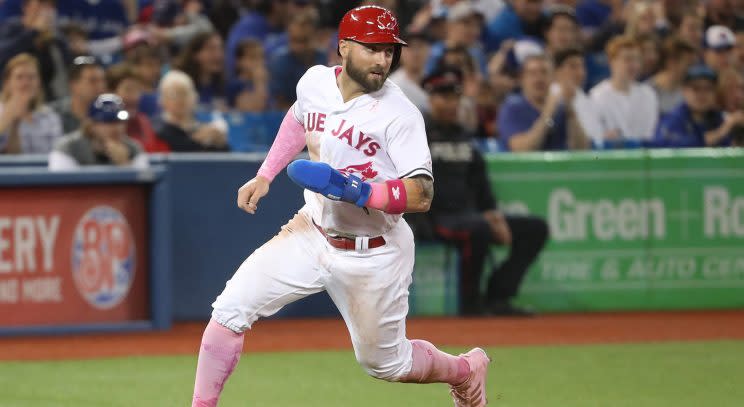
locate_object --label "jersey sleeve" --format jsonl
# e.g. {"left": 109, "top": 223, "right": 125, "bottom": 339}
{"left": 386, "top": 111, "right": 433, "bottom": 180}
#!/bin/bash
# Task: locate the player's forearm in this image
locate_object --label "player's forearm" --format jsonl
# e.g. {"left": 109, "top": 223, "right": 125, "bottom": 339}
{"left": 400, "top": 176, "right": 433, "bottom": 213}
{"left": 256, "top": 108, "right": 307, "bottom": 182}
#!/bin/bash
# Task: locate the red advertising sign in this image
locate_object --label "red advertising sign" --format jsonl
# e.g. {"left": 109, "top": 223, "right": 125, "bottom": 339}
{"left": 0, "top": 186, "right": 148, "bottom": 326}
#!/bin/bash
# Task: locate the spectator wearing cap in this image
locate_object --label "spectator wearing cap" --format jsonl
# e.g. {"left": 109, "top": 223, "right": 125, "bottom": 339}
{"left": 269, "top": 9, "right": 326, "bottom": 111}
{"left": 589, "top": 35, "right": 658, "bottom": 145}
{"left": 704, "top": 25, "right": 738, "bottom": 74}
{"left": 175, "top": 31, "right": 227, "bottom": 113}
{"left": 49, "top": 56, "right": 107, "bottom": 134}
{"left": 414, "top": 66, "right": 548, "bottom": 316}
{"left": 228, "top": 39, "right": 269, "bottom": 112}
{"left": 0, "top": 53, "right": 63, "bottom": 154}
{"left": 0, "top": 0, "right": 69, "bottom": 101}
{"left": 425, "top": 1, "right": 487, "bottom": 76}
{"left": 225, "top": 0, "right": 291, "bottom": 80}
{"left": 107, "top": 64, "right": 170, "bottom": 153}
{"left": 484, "top": 0, "right": 547, "bottom": 53}
{"left": 48, "top": 93, "right": 149, "bottom": 170}
{"left": 653, "top": 65, "right": 738, "bottom": 148}
{"left": 543, "top": 6, "right": 581, "bottom": 56}
{"left": 497, "top": 54, "right": 591, "bottom": 151}
{"left": 390, "top": 32, "right": 432, "bottom": 114}
{"left": 154, "top": 70, "right": 229, "bottom": 152}
{"left": 552, "top": 47, "right": 603, "bottom": 145}
{"left": 648, "top": 37, "right": 698, "bottom": 116}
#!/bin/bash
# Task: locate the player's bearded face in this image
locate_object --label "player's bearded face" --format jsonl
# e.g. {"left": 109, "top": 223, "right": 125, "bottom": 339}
{"left": 346, "top": 46, "right": 392, "bottom": 93}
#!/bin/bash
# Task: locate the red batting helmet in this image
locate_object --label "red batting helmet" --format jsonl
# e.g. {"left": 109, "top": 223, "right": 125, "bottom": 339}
{"left": 338, "top": 5, "right": 407, "bottom": 46}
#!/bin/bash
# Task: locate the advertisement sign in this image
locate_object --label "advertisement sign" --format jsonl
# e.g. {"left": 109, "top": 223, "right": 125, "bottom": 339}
{"left": 488, "top": 149, "right": 744, "bottom": 311}
{"left": 0, "top": 186, "right": 148, "bottom": 325}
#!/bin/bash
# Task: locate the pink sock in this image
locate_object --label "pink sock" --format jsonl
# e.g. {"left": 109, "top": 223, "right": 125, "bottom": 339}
{"left": 399, "top": 339, "right": 471, "bottom": 385}
{"left": 366, "top": 183, "right": 389, "bottom": 211}
{"left": 192, "top": 319, "right": 245, "bottom": 407}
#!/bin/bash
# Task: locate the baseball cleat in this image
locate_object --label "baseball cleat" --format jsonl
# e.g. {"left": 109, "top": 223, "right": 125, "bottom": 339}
{"left": 450, "top": 347, "right": 491, "bottom": 407}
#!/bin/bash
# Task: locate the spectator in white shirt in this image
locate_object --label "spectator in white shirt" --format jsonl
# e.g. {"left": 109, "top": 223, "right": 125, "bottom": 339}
{"left": 590, "top": 35, "right": 659, "bottom": 146}
{"left": 390, "top": 32, "right": 432, "bottom": 113}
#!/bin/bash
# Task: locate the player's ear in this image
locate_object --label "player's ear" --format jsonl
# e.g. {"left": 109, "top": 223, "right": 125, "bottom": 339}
{"left": 339, "top": 39, "right": 350, "bottom": 59}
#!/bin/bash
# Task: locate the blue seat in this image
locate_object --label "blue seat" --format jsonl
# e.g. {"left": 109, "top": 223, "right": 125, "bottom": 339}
{"left": 224, "top": 111, "right": 285, "bottom": 152}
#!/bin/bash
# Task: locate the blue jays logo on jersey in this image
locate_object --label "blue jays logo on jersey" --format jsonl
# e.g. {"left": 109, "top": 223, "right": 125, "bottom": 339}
{"left": 71, "top": 206, "right": 136, "bottom": 310}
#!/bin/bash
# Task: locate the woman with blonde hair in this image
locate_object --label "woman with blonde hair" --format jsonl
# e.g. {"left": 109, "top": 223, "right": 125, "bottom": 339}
{"left": 0, "top": 53, "right": 63, "bottom": 154}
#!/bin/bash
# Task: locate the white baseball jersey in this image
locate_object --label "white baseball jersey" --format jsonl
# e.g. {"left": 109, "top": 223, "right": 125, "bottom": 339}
{"left": 212, "top": 65, "right": 432, "bottom": 381}
{"left": 293, "top": 65, "right": 433, "bottom": 237}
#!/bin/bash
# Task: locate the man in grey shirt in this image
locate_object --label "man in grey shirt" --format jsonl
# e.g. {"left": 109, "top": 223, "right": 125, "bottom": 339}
{"left": 647, "top": 37, "right": 697, "bottom": 117}
{"left": 49, "top": 94, "right": 148, "bottom": 170}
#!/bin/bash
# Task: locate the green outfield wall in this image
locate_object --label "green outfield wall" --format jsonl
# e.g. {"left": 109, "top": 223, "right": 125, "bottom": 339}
{"left": 410, "top": 148, "right": 744, "bottom": 314}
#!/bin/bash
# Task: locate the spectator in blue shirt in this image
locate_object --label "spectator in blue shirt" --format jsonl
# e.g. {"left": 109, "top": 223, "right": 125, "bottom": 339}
{"left": 225, "top": 0, "right": 291, "bottom": 80}
{"left": 653, "top": 65, "right": 740, "bottom": 148}
{"left": 484, "top": 0, "right": 547, "bottom": 53}
{"left": 497, "top": 54, "right": 591, "bottom": 151}
{"left": 425, "top": 1, "right": 487, "bottom": 76}
{"left": 268, "top": 9, "right": 326, "bottom": 111}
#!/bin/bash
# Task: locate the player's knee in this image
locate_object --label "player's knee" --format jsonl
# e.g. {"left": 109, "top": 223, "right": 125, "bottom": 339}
{"left": 210, "top": 309, "right": 250, "bottom": 334}
{"left": 355, "top": 347, "right": 409, "bottom": 382}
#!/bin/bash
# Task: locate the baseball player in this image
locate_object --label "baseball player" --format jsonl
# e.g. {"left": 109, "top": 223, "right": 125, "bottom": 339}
{"left": 191, "top": 6, "right": 490, "bottom": 407}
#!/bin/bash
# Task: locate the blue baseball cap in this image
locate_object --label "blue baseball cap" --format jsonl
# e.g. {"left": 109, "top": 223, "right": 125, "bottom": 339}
{"left": 683, "top": 65, "right": 718, "bottom": 85}
{"left": 89, "top": 94, "right": 129, "bottom": 123}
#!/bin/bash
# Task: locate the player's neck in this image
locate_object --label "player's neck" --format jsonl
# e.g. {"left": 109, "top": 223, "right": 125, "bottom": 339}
{"left": 336, "top": 70, "right": 366, "bottom": 103}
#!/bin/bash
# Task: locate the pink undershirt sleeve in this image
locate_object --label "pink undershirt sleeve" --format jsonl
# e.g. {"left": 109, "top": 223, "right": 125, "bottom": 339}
{"left": 256, "top": 108, "right": 306, "bottom": 182}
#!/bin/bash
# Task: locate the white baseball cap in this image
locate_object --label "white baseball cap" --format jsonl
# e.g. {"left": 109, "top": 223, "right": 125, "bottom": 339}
{"left": 705, "top": 25, "right": 736, "bottom": 50}
{"left": 447, "top": 1, "right": 481, "bottom": 22}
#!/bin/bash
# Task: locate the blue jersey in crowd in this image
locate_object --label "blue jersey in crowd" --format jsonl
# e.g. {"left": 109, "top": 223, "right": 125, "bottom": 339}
{"left": 497, "top": 93, "right": 568, "bottom": 151}
{"left": 653, "top": 102, "right": 731, "bottom": 148}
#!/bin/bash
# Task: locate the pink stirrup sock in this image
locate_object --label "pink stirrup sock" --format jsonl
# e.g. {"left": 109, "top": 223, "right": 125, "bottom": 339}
{"left": 192, "top": 319, "right": 245, "bottom": 407}
{"left": 256, "top": 108, "right": 306, "bottom": 182}
{"left": 400, "top": 339, "right": 471, "bottom": 385}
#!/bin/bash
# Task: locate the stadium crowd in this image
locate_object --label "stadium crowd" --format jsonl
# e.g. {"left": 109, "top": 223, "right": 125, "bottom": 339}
{"left": 1, "top": 0, "right": 744, "bottom": 166}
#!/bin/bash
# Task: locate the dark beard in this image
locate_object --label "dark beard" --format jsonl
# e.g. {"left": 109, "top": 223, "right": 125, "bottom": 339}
{"left": 346, "top": 53, "right": 387, "bottom": 93}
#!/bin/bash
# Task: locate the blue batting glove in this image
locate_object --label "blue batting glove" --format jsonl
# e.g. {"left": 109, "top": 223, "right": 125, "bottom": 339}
{"left": 286, "top": 160, "right": 371, "bottom": 207}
